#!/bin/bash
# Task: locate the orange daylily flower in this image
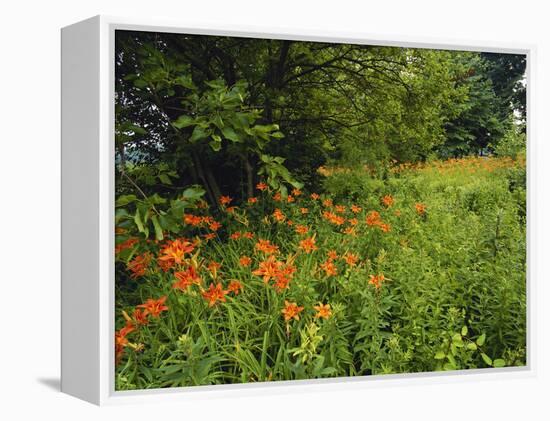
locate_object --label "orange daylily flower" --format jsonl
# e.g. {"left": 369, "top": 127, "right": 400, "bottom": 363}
{"left": 369, "top": 273, "right": 385, "bottom": 289}
{"left": 323, "top": 198, "right": 333, "bottom": 207}
{"left": 323, "top": 211, "right": 345, "bottom": 226}
{"left": 310, "top": 193, "right": 320, "bottom": 200}
{"left": 219, "top": 195, "right": 232, "bottom": 206}
{"left": 300, "top": 207, "right": 309, "bottom": 214}
{"left": 158, "top": 239, "right": 195, "bottom": 268}
{"left": 281, "top": 301, "right": 304, "bottom": 322}
{"left": 242, "top": 231, "right": 254, "bottom": 239}
{"left": 273, "top": 192, "right": 282, "bottom": 202}
{"left": 227, "top": 280, "right": 244, "bottom": 295}
{"left": 348, "top": 218, "right": 358, "bottom": 226}
{"left": 379, "top": 223, "right": 391, "bottom": 233}
{"left": 127, "top": 252, "right": 152, "bottom": 279}
{"left": 255, "top": 239, "right": 280, "bottom": 255}
{"left": 202, "top": 283, "right": 228, "bottom": 307}
{"left": 203, "top": 233, "right": 216, "bottom": 241}
{"left": 415, "top": 203, "right": 426, "bottom": 215}
{"left": 225, "top": 206, "right": 237, "bottom": 214}
{"left": 184, "top": 214, "right": 203, "bottom": 226}
{"left": 327, "top": 250, "right": 339, "bottom": 261}
{"left": 252, "top": 255, "right": 284, "bottom": 283}
{"left": 313, "top": 303, "right": 332, "bottom": 319}
{"left": 287, "top": 195, "right": 295, "bottom": 203}
{"left": 132, "top": 308, "right": 149, "bottom": 326}
{"left": 342, "top": 252, "right": 359, "bottom": 266}
{"left": 381, "top": 195, "right": 395, "bottom": 207}
{"left": 366, "top": 211, "right": 382, "bottom": 226}
{"left": 273, "top": 208, "right": 286, "bottom": 222}
{"left": 173, "top": 266, "right": 201, "bottom": 291}
{"left": 137, "top": 296, "right": 169, "bottom": 318}
{"left": 295, "top": 225, "right": 309, "bottom": 235}
{"left": 209, "top": 221, "right": 222, "bottom": 231}
{"left": 202, "top": 215, "right": 214, "bottom": 225}
{"left": 291, "top": 188, "right": 302, "bottom": 196}
{"left": 299, "top": 236, "right": 318, "bottom": 253}
{"left": 350, "top": 204, "right": 362, "bottom": 214}
{"left": 320, "top": 259, "right": 338, "bottom": 277}
{"left": 230, "top": 232, "right": 242, "bottom": 240}
{"left": 115, "top": 237, "right": 138, "bottom": 254}
{"left": 335, "top": 205, "right": 346, "bottom": 214}
{"left": 248, "top": 197, "right": 258, "bottom": 204}
{"left": 115, "top": 323, "right": 135, "bottom": 364}
{"left": 115, "top": 323, "right": 135, "bottom": 348}
{"left": 256, "top": 182, "right": 268, "bottom": 191}
{"left": 239, "top": 255, "right": 252, "bottom": 267}
{"left": 343, "top": 227, "right": 357, "bottom": 236}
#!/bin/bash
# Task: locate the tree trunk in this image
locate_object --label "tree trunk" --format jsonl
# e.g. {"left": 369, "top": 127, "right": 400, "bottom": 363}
{"left": 191, "top": 151, "right": 216, "bottom": 206}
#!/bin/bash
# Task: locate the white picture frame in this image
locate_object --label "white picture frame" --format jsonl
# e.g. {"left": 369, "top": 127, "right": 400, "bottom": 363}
{"left": 61, "top": 15, "right": 535, "bottom": 406}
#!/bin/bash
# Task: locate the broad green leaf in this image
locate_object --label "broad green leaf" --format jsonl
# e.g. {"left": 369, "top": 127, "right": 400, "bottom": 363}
{"left": 434, "top": 351, "right": 446, "bottom": 360}
{"left": 461, "top": 326, "right": 468, "bottom": 336}
{"left": 493, "top": 359, "right": 506, "bottom": 368}
{"left": 221, "top": 126, "right": 241, "bottom": 142}
{"left": 133, "top": 79, "right": 148, "bottom": 88}
{"left": 134, "top": 209, "right": 145, "bottom": 233}
{"left": 476, "top": 333, "right": 486, "bottom": 346}
{"left": 159, "top": 174, "right": 172, "bottom": 185}
{"left": 116, "top": 194, "right": 137, "bottom": 207}
{"left": 190, "top": 125, "right": 209, "bottom": 142}
{"left": 173, "top": 115, "right": 195, "bottom": 129}
{"left": 182, "top": 186, "right": 205, "bottom": 201}
{"left": 481, "top": 353, "right": 493, "bottom": 366}
{"left": 151, "top": 215, "right": 164, "bottom": 241}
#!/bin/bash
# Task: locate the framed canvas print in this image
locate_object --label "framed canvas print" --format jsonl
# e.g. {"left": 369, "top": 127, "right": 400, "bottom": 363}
{"left": 61, "top": 16, "right": 532, "bottom": 405}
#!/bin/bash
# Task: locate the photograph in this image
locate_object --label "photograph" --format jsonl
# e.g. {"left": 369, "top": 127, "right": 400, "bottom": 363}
{"left": 113, "top": 29, "right": 527, "bottom": 391}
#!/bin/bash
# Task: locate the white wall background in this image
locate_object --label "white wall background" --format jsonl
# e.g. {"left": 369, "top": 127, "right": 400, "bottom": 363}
{"left": 1, "top": 0, "right": 548, "bottom": 418}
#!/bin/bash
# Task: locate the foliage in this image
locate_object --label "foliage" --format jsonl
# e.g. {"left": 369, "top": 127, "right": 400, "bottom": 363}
{"left": 116, "top": 32, "right": 525, "bottom": 203}
{"left": 115, "top": 156, "right": 526, "bottom": 389}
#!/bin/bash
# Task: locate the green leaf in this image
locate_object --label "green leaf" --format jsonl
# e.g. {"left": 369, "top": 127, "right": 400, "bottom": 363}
{"left": 481, "top": 353, "right": 493, "bottom": 366}
{"left": 461, "top": 326, "right": 468, "bottom": 336}
{"left": 151, "top": 215, "right": 164, "bottom": 241}
{"left": 210, "top": 140, "right": 222, "bottom": 151}
{"left": 173, "top": 115, "right": 195, "bottom": 129}
{"left": 466, "top": 342, "right": 478, "bottom": 351}
{"left": 182, "top": 186, "right": 205, "bottom": 201}
{"left": 221, "top": 126, "right": 241, "bottom": 142}
{"left": 190, "top": 125, "right": 209, "bottom": 142}
{"left": 443, "top": 362, "right": 456, "bottom": 371}
{"left": 133, "top": 79, "right": 148, "bottom": 89}
{"left": 159, "top": 174, "right": 172, "bottom": 185}
{"left": 476, "top": 333, "right": 486, "bottom": 346}
{"left": 134, "top": 209, "right": 145, "bottom": 233}
{"left": 116, "top": 194, "right": 137, "bottom": 207}
{"left": 493, "top": 359, "right": 506, "bottom": 368}
{"left": 434, "top": 351, "right": 446, "bottom": 360}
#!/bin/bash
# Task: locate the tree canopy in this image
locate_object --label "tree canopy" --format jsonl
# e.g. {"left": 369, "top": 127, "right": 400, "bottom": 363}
{"left": 115, "top": 30, "right": 526, "bottom": 204}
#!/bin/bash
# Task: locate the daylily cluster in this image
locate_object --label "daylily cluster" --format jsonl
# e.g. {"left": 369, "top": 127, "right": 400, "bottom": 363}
{"left": 365, "top": 210, "right": 391, "bottom": 232}
{"left": 115, "top": 180, "right": 411, "bottom": 369}
{"left": 115, "top": 296, "right": 169, "bottom": 364}
{"left": 252, "top": 255, "right": 297, "bottom": 292}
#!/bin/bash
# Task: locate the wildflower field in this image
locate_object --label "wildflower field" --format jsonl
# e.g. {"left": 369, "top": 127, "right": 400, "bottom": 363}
{"left": 115, "top": 156, "right": 526, "bottom": 390}
{"left": 114, "top": 31, "right": 526, "bottom": 390}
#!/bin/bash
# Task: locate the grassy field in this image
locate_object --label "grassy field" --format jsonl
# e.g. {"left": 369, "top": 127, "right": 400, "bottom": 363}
{"left": 114, "top": 155, "right": 526, "bottom": 390}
